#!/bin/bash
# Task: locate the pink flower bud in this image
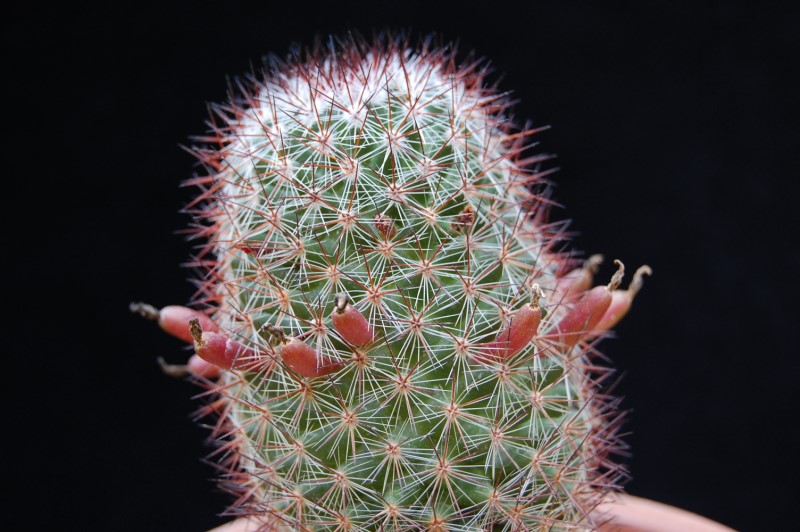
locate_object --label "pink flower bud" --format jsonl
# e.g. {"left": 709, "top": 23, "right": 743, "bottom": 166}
{"left": 187, "top": 354, "right": 221, "bottom": 378}
{"left": 130, "top": 303, "right": 219, "bottom": 344}
{"left": 159, "top": 305, "right": 219, "bottom": 343}
{"left": 555, "top": 260, "right": 624, "bottom": 349}
{"left": 475, "top": 286, "right": 543, "bottom": 365}
{"left": 280, "top": 336, "right": 343, "bottom": 378}
{"left": 553, "top": 254, "right": 604, "bottom": 303}
{"left": 331, "top": 294, "right": 374, "bottom": 346}
{"left": 594, "top": 265, "right": 652, "bottom": 334}
{"left": 189, "top": 319, "right": 258, "bottom": 371}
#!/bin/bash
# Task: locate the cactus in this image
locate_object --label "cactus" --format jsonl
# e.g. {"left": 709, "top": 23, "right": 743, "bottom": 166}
{"left": 142, "top": 35, "right": 651, "bottom": 530}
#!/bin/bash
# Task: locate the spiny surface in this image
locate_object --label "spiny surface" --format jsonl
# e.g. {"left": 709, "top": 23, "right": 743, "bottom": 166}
{"left": 186, "top": 37, "right": 622, "bottom": 530}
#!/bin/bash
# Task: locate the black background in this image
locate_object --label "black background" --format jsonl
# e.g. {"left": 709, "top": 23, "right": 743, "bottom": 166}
{"left": 5, "top": 2, "right": 798, "bottom": 530}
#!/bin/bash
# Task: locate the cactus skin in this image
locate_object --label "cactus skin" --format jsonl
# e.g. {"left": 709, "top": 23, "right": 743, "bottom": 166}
{"left": 176, "top": 36, "right": 642, "bottom": 530}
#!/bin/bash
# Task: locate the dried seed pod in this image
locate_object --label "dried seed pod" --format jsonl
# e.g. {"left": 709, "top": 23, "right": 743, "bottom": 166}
{"left": 280, "top": 336, "right": 343, "bottom": 378}
{"left": 331, "top": 293, "right": 374, "bottom": 346}
{"left": 555, "top": 260, "right": 625, "bottom": 349}
{"left": 189, "top": 318, "right": 258, "bottom": 371}
{"left": 553, "top": 255, "right": 604, "bottom": 302}
{"left": 374, "top": 213, "right": 397, "bottom": 239}
{"left": 451, "top": 204, "right": 475, "bottom": 233}
{"left": 476, "top": 285, "right": 543, "bottom": 364}
{"left": 594, "top": 265, "right": 652, "bottom": 333}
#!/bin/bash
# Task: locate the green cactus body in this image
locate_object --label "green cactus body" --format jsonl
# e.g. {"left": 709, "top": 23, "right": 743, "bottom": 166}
{"left": 184, "top": 38, "right": 624, "bottom": 530}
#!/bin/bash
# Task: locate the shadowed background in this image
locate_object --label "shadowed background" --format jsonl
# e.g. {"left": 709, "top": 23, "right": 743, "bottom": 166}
{"left": 4, "top": 1, "right": 797, "bottom": 530}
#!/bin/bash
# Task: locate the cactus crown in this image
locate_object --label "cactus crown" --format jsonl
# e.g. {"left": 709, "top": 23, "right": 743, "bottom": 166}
{"left": 184, "top": 35, "right": 625, "bottom": 530}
